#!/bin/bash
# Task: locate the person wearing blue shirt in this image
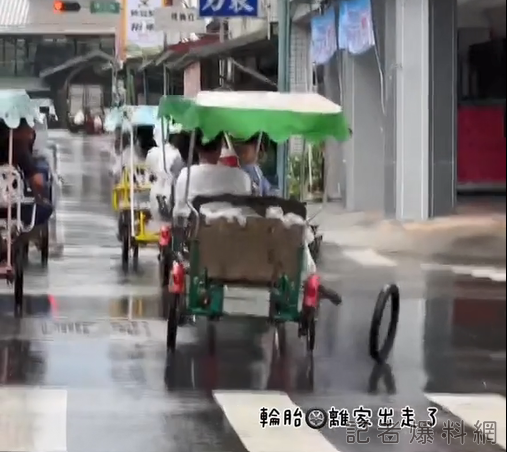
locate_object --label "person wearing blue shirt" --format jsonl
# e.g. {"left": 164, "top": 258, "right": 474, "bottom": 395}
{"left": 235, "top": 135, "right": 274, "bottom": 196}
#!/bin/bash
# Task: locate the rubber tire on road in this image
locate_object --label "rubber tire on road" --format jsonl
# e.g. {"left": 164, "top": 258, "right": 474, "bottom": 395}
{"left": 121, "top": 234, "right": 129, "bottom": 273}
{"left": 306, "top": 309, "right": 316, "bottom": 353}
{"left": 369, "top": 284, "right": 400, "bottom": 364}
{"left": 166, "top": 293, "right": 179, "bottom": 351}
{"left": 40, "top": 225, "right": 49, "bottom": 267}
{"left": 159, "top": 247, "right": 171, "bottom": 287}
{"left": 14, "top": 251, "right": 24, "bottom": 316}
{"left": 274, "top": 322, "right": 287, "bottom": 357}
{"left": 132, "top": 244, "right": 139, "bottom": 272}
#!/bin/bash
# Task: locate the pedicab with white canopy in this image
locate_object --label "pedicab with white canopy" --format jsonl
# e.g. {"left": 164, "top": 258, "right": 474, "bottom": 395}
{"left": 0, "top": 90, "right": 42, "bottom": 313}
{"left": 157, "top": 90, "right": 400, "bottom": 363}
{"left": 23, "top": 110, "right": 63, "bottom": 265}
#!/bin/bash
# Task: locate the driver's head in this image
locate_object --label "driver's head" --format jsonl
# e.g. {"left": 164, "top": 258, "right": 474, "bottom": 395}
{"left": 196, "top": 130, "right": 223, "bottom": 164}
{"left": 13, "top": 119, "right": 35, "bottom": 145}
{"left": 136, "top": 125, "right": 157, "bottom": 156}
{"left": 235, "top": 134, "right": 261, "bottom": 166}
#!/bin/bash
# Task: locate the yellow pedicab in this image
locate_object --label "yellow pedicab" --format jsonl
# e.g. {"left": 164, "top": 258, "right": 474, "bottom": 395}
{"left": 109, "top": 105, "right": 161, "bottom": 272}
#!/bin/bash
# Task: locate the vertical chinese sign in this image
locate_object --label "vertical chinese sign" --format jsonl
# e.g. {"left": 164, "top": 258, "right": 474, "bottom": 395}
{"left": 117, "top": 0, "right": 167, "bottom": 61}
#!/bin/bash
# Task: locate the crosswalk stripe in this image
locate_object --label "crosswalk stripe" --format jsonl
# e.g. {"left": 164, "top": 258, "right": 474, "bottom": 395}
{"left": 213, "top": 391, "right": 339, "bottom": 452}
{"left": 426, "top": 393, "right": 506, "bottom": 449}
{"left": 0, "top": 388, "right": 68, "bottom": 452}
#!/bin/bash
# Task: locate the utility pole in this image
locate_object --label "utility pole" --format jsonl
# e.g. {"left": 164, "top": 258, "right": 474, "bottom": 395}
{"left": 219, "top": 18, "right": 226, "bottom": 87}
{"left": 276, "top": 0, "right": 290, "bottom": 197}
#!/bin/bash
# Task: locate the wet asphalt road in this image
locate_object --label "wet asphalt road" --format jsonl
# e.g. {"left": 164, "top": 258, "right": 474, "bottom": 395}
{"left": 0, "top": 131, "right": 505, "bottom": 452}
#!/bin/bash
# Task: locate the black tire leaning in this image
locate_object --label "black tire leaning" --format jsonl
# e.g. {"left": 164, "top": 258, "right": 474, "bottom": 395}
{"left": 369, "top": 284, "right": 400, "bottom": 364}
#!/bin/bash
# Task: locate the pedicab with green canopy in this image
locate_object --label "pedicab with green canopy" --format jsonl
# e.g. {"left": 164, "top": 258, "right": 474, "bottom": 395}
{"left": 157, "top": 90, "right": 400, "bottom": 363}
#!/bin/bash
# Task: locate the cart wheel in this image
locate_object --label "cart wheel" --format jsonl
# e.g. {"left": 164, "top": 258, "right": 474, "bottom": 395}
{"left": 369, "top": 284, "right": 400, "bottom": 364}
{"left": 166, "top": 293, "right": 180, "bottom": 351}
{"left": 132, "top": 244, "right": 139, "bottom": 272}
{"left": 159, "top": 247, "right": 171, "bottom": 287}
{"left": 14, "top": 252, "right": 24, "bottom": 316}
{"left": 121, "top": 234, "right": 129, "bottom": 273}
{"left": 274, "top": 322, "right": 287, "bottom": 356}
{"left": 207, "top": 321, "right": 217, "bottom": 355}
{"left": 306, "top": 309, "right": 316, "bottom": 353}
{"left": 40, "top": 225, "right": 49, "bottom": 267}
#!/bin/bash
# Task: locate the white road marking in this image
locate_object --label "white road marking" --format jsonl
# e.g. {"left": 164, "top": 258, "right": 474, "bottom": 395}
{"left": 426, "top": 393, "right": 506, "bottom": 449}
{"left": 342, "top": 248, "right": 397, "bottom": 267}
{"left": 0, "top": 388, "right": 67, "bottom": 452}
{"left": 421, "top": 263, "right": 506, "bottom": 283}
{"left": 0, "top": 285, "right": 160, "bottom": 297}
{"left": 56, "top": 245, "right": 159, "bottom": 258}
{"left": 213, "top": 391, "right": 339, "bottom": 452}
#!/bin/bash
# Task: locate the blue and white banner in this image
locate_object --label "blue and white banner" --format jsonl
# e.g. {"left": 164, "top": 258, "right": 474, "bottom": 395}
{"left": 338, "top": 0, "right": 375, "bottom": 55}
{"left": 310, "top": 7, "right": 337, "bottom": 65}
{"left": 198, "top": 0, "right": 259, "bottom": 18}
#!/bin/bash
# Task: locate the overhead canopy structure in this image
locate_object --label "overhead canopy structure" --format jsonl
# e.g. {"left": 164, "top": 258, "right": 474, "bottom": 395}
{"left": 146, "top": 36, "right": 220, "bottom": 70}
{"left": 163, "top": 28, "right": 272, "bottom": 72}
{"left": 158, "top": 91, "right": 351, "bottom": 144}
{"left": 39, "top": 49, "right": 118, "bottom": 78}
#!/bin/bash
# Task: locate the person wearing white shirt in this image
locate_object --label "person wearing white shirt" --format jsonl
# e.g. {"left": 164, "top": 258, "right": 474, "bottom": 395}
{"left": 173, "top": 132, "right": 252, "bottom": 217}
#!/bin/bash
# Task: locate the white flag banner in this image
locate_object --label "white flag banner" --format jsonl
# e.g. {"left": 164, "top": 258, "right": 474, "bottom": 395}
{"left": 338, "top": 0, "right": 376, "bottom": 55}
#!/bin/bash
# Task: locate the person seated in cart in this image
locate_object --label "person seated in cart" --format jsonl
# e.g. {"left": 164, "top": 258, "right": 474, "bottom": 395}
{"left": 111, "top": 126, "right": 157, "bottom": 180}
{"left": 235, "top": 134, "right": 274, "bottom": 196}
{"left": 0, "top": 120, "right": 53, "bottom": 236}
{"left": 173, "top": 130, "right": 252, "bottom": 216}
{"left": 236, "top": 134, "right": 317, "bottom": 274}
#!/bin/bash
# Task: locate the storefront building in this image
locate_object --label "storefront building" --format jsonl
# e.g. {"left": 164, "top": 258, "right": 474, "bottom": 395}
{"left": 286, "top": 0, "right": 505, "bottom": 221}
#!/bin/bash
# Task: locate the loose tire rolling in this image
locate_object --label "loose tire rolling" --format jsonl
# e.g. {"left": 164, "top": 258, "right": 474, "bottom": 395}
{"left": 369, "top": 284, "right": 400, "bottom": 363}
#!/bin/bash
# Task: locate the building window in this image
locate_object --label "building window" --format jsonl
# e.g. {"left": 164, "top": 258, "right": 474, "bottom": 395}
{"left": 0, "top": 37, "right": 38, "bottom": 77}
{"left": 100, "top": 36, "right": 115, "bottom": 54}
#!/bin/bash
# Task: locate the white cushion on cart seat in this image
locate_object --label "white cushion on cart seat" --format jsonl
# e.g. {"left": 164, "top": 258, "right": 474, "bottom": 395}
{"left": 0, "top": 165, "right": 32, "bottom": 205}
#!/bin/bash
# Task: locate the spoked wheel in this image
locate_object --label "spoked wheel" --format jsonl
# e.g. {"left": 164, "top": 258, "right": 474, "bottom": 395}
{"left": 40, "top": 225, "right": 49, "bottom": 267}
{"left": 274, "top": 322, "right": 287, "bottom": 357}
{"left": 159, "top": 246, "right": 172, "bottom": 288}
{"left": 166, "top": 293, "right": 180, "bottom": 351}
{"left": 369, "top": 284, "right": 400, "bottom": 364}
{"left": 300, "top": 307, "right": 317, "bottom": 353}
{"left": 306, "top": 310, "right": 316, "bottom": 352}
{"left": 132, "top": 244, "right": 139, "bottom": 272}
{"left": 207, "top": 320, "right": 217, "bottom": 355}
{"left": 14, "top": 250, "right": 24, "bottom": 316}
{"left": 121, "top": 233, "right": 129, "bottom": 273}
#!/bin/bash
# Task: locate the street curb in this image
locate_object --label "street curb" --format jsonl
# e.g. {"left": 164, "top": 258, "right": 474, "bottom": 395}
{"left": 377, "top": 215, "right": 506, "bottom": 234}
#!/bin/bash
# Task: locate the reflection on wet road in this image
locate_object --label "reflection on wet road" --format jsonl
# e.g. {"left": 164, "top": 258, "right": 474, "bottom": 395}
{"left": 0, "top": 132, "right": 505, "bottom": 452}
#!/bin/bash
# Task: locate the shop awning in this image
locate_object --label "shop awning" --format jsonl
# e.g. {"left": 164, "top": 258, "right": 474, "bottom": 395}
{"left": 39, "top": 49, "right": 118, "bottom": 78}
{"left": 150, "top": 36, "right": 220, "bottom": 69}
{"left": 165, "top": 28, "right": 270, "bottom": 71}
